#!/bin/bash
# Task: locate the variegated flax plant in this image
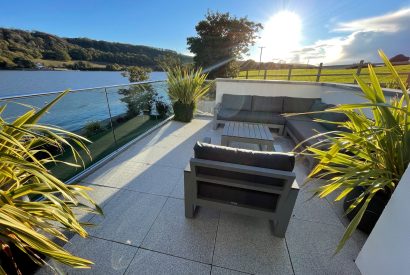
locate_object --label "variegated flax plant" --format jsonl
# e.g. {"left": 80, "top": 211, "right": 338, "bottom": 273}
{"left": 293, "top": 50, "right": 409, "bottom": 253}
{"left": 0, "top": 90, "right": 102, "bottom": 274}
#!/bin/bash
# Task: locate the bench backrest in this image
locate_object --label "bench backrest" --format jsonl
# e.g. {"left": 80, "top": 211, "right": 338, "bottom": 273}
{"left": 221, "top": 94, "right": 320, "bottom": 113}
{"left": 191, "top": 142, "right": 297, "bottom": 213}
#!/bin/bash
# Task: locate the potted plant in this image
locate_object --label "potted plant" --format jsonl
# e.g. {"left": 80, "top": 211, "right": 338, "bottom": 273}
{"left": 166, "top": 66, "right": 213, "bottom": 122}
{"left": 296, "top": 50, "right": 409, "bottom": 253}
{"left": 0, "top": 90, "right": 101, "bottom": 274}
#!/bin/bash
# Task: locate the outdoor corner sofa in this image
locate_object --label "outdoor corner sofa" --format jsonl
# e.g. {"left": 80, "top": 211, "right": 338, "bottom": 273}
{"left": 184, "top": 139, "right": 299, "bottom": 237}
{"left": 213, "top": 94, "right": 348, "bottom": 168}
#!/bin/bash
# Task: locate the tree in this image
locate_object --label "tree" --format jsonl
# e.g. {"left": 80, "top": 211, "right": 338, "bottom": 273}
{"left": 122, "top": 66, "right": 151, "bottom": 82}
{"left": 105, "top": 63, "right": 122, "bottom": 71}
{"left": 187, "top": 11, "right": 262, "bottom": 79}
{"left": 42, "top": 49, "right": 71, "bottom": 61}
{"left": 155, "top": 53, "right": 183, "bottom": 71}
{"left": 120, "top": 66, "right": 156, "bottom": 117}
{"left": 68, "top": 48, "right": 91, "bottom": 60}
{"left": 12, "top": 56, "right": 35, "bottom": 68}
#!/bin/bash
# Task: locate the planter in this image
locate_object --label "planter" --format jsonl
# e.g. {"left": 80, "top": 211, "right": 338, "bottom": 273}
{"left": 172, "top": 101, "right": 195, "bottom": 122}
{"left": 0, "top": 243, "right": 45, "bottom": 275}
{"left": 343, "top": 186, "right": 390, "bottom": 234}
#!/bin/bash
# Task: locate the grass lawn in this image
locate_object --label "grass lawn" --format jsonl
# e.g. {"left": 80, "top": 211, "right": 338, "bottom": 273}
{"left": 49, "top": 115, "right": 167, "bottom": 181}
{"left": 238, "top": 64, "right": 410, "bottom": 85}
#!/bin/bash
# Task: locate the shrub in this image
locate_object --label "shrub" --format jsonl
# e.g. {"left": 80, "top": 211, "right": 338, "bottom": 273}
{"left": 155, "top": 100, "right": 170, "bottom": 118}
{"left": 296, "top": 50, "right": 410, "bottom": 253}
{"left": 84, "top": 121, "right": 104, "bottom": 137}
{"left": 0, "top": 90, "right": 101, "bottom": 273}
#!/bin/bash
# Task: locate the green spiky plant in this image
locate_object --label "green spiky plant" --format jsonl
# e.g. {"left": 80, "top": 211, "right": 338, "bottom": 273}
{"left": 295, "top": 50, "right": 409, "bottom": 253}
{"left": 0, "top": 90, "right": 102, "bottom": 274}
{"left": 166, "top": 66, "right": 213, "bottom": 122}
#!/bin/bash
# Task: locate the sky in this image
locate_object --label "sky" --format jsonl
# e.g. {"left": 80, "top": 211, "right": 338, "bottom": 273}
{"left": 1, "top": 0, "right": 409, "bottom": 65}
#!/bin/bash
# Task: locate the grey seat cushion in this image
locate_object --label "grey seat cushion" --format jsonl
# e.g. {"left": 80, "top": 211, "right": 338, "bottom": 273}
{"left": 245, "top": 112, "right": 285, "bottom": 124}
{"left": 285, "top": 115, "right": 312, "bottom": 122}
{"left": 217, "top": 109, "right": 285, "bottom": 125}
{"left": 318, "top": 112, "right": 349, "bottom": 131}
{"left": 283, "top": 97, "right": 319, "bottom": 113}
{"left": 252, "top": 96, "right": 284, "bottom": 113}
{"left": 221, "top": 94, "right": 252, "bottom": 111}
{"left": 308, "top": 100, "right": 331, "bottom": 119}
{"left": 217, "top": 109, "right": 253, "bottom": 122}
{"left": 286, "top": 119, "right": 328, "bottom": 145}
{"left": 194, "top": 142, "right": 295, "bottom": 171}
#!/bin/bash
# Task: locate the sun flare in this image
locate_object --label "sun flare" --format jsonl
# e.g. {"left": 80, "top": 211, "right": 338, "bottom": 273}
{"left": 259, "top": 11, "right": 302, "bottom": 62}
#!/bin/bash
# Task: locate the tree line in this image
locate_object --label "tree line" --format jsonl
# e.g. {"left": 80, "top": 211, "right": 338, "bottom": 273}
{"left": 0, "top": 28, "right": 192, "bottom": 70}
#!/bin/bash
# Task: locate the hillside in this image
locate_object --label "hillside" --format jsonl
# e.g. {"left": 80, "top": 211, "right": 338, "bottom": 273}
{"left": 0, "top": 28, "right": 192, "bottom": 70}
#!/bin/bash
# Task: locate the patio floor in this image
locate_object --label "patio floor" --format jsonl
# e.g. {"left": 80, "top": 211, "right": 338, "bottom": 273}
{"left": 39, "top": 117, "right": 367, "bottom": 275}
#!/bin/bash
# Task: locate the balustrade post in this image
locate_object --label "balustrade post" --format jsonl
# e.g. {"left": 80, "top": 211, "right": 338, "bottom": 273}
{"left": 316, "top": 63, "right": 323, "bottom": 82}
{"left": 354, "top": 60, "right": 364, "bottom": 84}
{"left": 287, "top": 65, "right": 293, "bottom": 81}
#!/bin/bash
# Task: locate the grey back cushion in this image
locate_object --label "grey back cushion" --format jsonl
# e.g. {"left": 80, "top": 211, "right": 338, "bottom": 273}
{"left": 222, "top": 94, "right": 252, "bottom": 111}
{"left": 319, "top": 112, "right": 349, "bottom": 131}
{"left": 283, "top": 97, "right": 319, "bottom": 113}
{"left": 308, "top": 100, "right": 330, "bottom": 119}
{"left": 252, "top": 96, "right": 284, "bottom": 113}
{"left": 194, "top": 142, "right": 295, "bottom": 171}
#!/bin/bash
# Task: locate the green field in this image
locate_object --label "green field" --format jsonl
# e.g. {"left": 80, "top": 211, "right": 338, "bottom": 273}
{"left": 33, "top": 59, "right": 107, "bottom": 69}
{"left": 238, "top": 64, "right": 410, "bottom": 85}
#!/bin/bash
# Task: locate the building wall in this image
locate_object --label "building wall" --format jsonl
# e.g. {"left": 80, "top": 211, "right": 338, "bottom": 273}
{"left": 216, "top": 79, "right": 398, "bottom": 104}
{"left": 215, "top": 79, "right": 399, "bottom": 118}
{"left": 355, "top": 165, "right": 410, "bottom": 274}
{"left": 215, "top": 79, "right": 322, "bottom": 103}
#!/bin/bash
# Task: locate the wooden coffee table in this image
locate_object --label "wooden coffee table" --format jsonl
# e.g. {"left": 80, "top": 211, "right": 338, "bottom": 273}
{"left": 221, "top": 122, "right": 274, "bottom": 151}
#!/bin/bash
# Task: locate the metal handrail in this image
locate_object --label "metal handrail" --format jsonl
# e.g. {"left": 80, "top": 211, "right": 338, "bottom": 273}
{"left": 0, "top": 79, "right": 167, "bottom": 100}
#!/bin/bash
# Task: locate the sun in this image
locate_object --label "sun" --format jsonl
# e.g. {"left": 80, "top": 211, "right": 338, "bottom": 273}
{"left": 259, "top": 11, "right": 302, "bottom": 62}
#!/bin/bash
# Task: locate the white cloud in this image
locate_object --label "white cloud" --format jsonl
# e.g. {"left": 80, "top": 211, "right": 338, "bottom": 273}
{"left": 289, "top": 8, "right": 410, "bottom": 65}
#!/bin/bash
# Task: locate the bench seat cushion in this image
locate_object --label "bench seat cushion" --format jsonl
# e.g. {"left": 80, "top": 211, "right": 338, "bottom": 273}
{"left": 286, "top": 118, "right": 328, "bottom": 146}
{"left": 217, "top": 109, "right": 285, "bottom": 125}
{"left": 246, "top": 112, "right": 285, "bottom": 124}
{"left": 217, "top": 109, "right": 252, "bottom": 122}
{"left": 194, "top": 142, "right": 295, "bottom": 171}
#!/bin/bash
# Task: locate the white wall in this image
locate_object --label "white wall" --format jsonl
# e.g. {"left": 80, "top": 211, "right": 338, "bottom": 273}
{"left": 356, "top": 164, "right": 410, "bottom": 275}
{"left": 215, "top": 79, "right": 322, "bottom": 103}
{"left": 216, "top": 79, "right": 398, "bottom": 106}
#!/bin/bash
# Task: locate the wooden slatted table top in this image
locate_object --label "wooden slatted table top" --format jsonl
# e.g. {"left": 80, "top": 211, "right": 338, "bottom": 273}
{"left": 222, "top": 122, "right": 274, "bottom": 141}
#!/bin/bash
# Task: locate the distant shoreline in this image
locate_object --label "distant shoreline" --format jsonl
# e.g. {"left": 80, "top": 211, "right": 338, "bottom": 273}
{"left": 0, "top": 68, "right": 123, "bottom": 72}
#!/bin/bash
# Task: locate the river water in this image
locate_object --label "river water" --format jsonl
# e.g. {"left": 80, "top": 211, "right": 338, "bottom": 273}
{"left": 0, "top": 70, "right": 168, "bottom": 130}
{"left": 0, "top": 70, "right": 166, "bottom": 97}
